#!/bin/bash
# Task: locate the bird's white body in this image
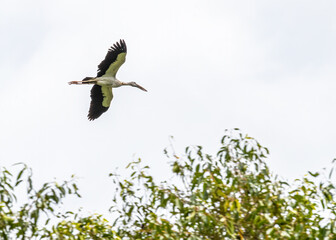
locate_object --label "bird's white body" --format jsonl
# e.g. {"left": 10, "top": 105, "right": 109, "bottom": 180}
{"left": 96, "top": 76, "right": 123, "bottom": 88}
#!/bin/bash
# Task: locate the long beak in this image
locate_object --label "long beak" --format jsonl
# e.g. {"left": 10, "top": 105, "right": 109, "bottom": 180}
{"left": 134, "top": 83, "right": 147, "bottom": 92}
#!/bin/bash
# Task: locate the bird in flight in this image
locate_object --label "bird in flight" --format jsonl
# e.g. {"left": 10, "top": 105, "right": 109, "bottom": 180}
{"left": 69, "top": 39, "right": 147, "bottom": 120}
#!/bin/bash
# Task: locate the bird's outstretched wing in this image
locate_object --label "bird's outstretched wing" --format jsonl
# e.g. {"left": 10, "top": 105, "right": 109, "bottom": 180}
{"left": 97, "top": 39, "right": 127, "bottom": 77}
{"left": 88, "top": 85, "right": 113, "bottom": 121}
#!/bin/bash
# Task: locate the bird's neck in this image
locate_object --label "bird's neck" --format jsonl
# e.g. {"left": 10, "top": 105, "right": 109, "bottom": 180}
{"left": 122, "top": 82, "right": 132, "bottom": 86}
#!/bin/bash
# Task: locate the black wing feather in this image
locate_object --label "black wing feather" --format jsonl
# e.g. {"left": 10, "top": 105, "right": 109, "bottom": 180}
{"left": 96, "top": 39, "right": 127, "bottom": 77}
{"left": 88, "top": 85, "right": 109, "bottom": 121}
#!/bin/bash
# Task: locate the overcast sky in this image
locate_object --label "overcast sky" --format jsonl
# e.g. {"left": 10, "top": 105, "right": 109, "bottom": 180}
{"left": 1, "top": 0, "right": 336, "bottom": 215}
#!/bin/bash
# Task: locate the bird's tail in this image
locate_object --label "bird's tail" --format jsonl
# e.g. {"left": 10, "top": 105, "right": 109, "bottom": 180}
{"left": 68, "top": 77, "right": 96, "bottom": 85}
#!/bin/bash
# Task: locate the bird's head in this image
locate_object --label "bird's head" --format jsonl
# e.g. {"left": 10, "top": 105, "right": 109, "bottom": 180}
{"left": 127, "top": 82, "right": 148, "bottom": 92}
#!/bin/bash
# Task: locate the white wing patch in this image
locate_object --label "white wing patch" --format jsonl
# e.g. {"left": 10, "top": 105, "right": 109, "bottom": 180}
{"left": 101, "top": 86, "right": 113, "bottom": 107}
{"left": 103, "top": 52, "right": 127, "bottom": 77}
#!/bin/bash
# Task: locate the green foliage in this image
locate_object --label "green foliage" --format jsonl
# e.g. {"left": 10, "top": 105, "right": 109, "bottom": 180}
{"left": 110, "top": 130, "right": 336, "bottom": 239}
{"left": 0, "top": 163, "right": 78, "bottom": 239}
{"left": 0, "top": 164, "right": 120, "bottom": 239}
{"left": 43, "top": 214, "right": 120, "bottom": 240}
{"left": 1, "top": 130, "right": 336, "bottom": 239}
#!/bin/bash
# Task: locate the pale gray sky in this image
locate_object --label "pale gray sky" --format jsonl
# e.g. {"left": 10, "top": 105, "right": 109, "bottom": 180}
{"left": 1, "top": 0, "right": 336, "bottom": 215}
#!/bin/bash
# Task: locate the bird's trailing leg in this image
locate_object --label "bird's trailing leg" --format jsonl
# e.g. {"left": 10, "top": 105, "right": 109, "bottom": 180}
{"left": 68, "top": 81, "right": 82, "bottom": 85}
{"left": 68, "top": 77, "right": 97, "bottom": 85}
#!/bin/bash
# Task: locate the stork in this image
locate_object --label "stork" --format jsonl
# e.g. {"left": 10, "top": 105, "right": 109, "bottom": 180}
{"left": 69, "top": 39, "right": 147, "bottom": 121}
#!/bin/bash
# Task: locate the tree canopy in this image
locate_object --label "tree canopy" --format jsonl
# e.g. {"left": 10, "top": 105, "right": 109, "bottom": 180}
{"left": 1, "top": 130, "right": 335, "bottom": 239}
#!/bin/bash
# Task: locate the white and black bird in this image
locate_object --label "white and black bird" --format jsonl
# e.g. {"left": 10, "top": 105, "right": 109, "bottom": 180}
{"left": 69, "top": 39, "right": 147, "bottom": 120}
